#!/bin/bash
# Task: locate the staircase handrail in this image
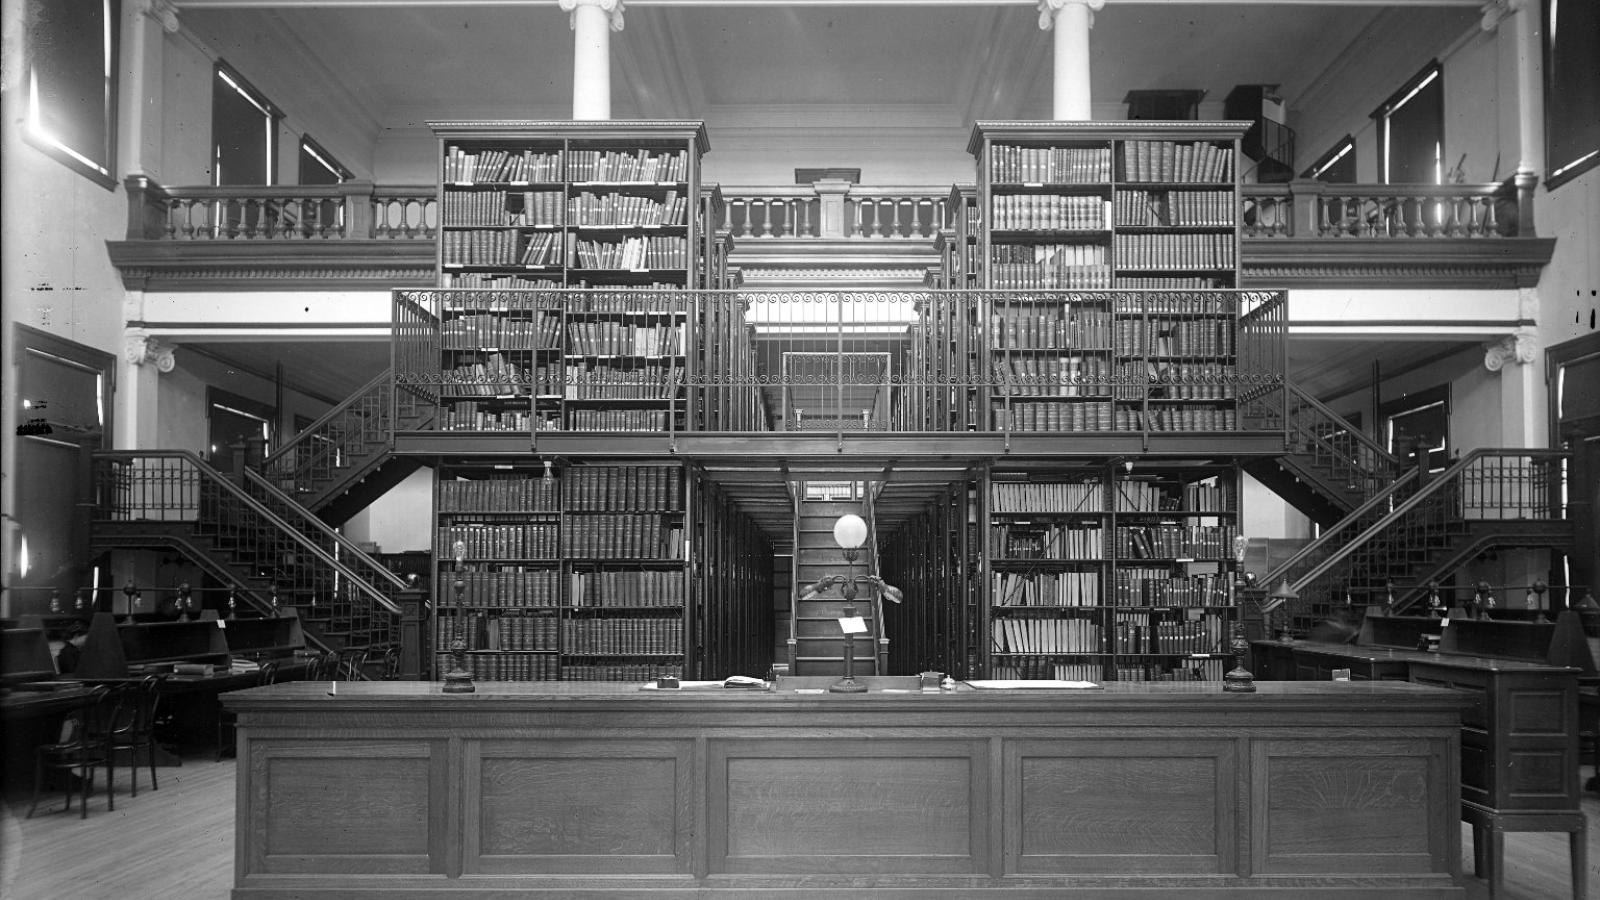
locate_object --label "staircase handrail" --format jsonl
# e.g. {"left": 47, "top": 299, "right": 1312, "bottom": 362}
{"left": 93, "top": 450, "right": 403, "bottom": 618}
{"left": 786, "top": 478, "right": 800, "bottom": 673}
{"left": 1252, "top": 467, "right": 1419, "bottom": 605}
{"left": 260, "top": 368, "right": 394, "bottom": 478}
{"left": 864, "top": 485, "right": 887, "bottom": 674}
{"left": 1285, "top": 383, "right": 1402, "bottom": 490}
{"left": 1262, "top": 447, "right": 1567, "bottom": 613}
{"left": 242, "top": 468, "right": 410, "bottom": 593}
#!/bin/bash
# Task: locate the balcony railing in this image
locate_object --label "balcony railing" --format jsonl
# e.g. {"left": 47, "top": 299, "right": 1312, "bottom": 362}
{"left": 124, "top": 176, "right": 437, "bottom": 241}
{"left": 722, "top": 184, "right": 952, "bottom": 240}
{"left": 1241, "top": 174, "right": 1537, "bottom": 239}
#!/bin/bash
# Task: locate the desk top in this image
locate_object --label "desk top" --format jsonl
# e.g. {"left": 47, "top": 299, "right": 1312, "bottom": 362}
{"left": 1252, "top": 639, "right": 1583, "bottom": 673}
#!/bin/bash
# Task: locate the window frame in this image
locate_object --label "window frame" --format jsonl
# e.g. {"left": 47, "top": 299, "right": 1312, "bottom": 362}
{"left": 1302, "top": 135, "right": 1357, "bottom": 183}
{"left": 1381, "top": 384, "right": 1451, "bottom": 471}
{"left": 21, "top": 0, "right": 121, "bottom": 190}
{"left": 1371, "top": 61, "right": 1444, "bottom": 185}
{"left": 1542, "top": 0, "right": 1600, "bottom": 190}
{"left": 212, "top": 59, "right": 283, "bottom": 187}
{"left": 298, "top": 135, "right": 351, "bottom": 185}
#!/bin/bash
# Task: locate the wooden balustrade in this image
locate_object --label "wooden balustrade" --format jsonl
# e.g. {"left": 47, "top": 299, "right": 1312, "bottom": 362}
{"left": 1242, "top": 173, "right": 1536, "bottom": 239}
{"left": 723, "top": 183, "right": 950, "bottom": 240}
{"left": 122, "top": 176, "right": 436, "bottom": 241}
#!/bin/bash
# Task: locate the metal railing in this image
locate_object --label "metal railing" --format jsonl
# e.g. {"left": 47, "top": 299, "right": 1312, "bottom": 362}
{"left": 1283, "top": 383, "right": 1402, "bottom": 498}
{"left": 392, "top": 288, "right": 1289, "bottom": 439}
{"left": 260, "top": 369, "right": 427, "bottom": 504}
{"left": 91, "top": 451, "right": 403, "bottom": 648}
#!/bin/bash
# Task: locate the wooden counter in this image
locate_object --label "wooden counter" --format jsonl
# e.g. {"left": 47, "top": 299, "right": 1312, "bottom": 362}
{"left": 225, "top": 678, "right": 1471, "bottom": 899}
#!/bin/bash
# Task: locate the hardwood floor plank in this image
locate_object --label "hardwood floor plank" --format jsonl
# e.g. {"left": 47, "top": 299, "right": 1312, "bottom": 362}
{"left": 2, "top": 755, "right": 1594, "bottom": 899}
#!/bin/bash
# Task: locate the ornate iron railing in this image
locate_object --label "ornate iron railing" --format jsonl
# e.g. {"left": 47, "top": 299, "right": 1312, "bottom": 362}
{"left": 260, "top": 369, "right": 428, "bottom": 505}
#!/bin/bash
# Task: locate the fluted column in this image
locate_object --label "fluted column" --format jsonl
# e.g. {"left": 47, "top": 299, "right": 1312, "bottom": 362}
{"left": 1039, "top": 0, "right": 1105, "bottom": 121}
{"left": 559, "top": 0, "right": 625, "bottom": 120}
{"left": 119, "top": 329, "right": 175, "bottom": 450}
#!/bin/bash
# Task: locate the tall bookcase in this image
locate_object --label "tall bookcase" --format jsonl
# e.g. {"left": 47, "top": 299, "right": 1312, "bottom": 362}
{"left": 984, "top": 462, "right": 1239, "bottom": 682}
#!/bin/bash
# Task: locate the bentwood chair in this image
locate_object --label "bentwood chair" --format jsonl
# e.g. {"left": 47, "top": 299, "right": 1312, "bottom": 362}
{"left": 100, "top": 674, "right": 162, "bottom": 797}
{"left": 27, "top": 685, "right": 112, "bottom": 819}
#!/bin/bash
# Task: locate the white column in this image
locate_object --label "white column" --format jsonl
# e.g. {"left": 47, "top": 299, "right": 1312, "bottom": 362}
{"left": 559, "top": 0, "right": 625, "bottom": 121}
{"left": 1038, "top": 0, "right": 1105, "bottom": 121}
{"left": 1480, "top": 0, "right": 1542, "bottom": 179}
{"left": 123, "top": 1, "right": 179, "bottom": 180}
{"left": 119, "top": 330, "right": 175, "bottom": 451}
{"left": 1482, "top": 323, "right": 1542, "bottom": 449}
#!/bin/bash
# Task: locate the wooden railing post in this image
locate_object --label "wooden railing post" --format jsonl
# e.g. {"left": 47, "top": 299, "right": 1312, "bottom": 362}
{"left": 1288, "top": 179, "right": 1325, "bottom": 238}
{"left": 814, "top": 179, "right": 852, "bottom": 238}
{"left": 1513, "top": 170, "right": 1538, "bottom": 237}
{"left": 340, "top": 180, "right": 376, "bottom": 239}
{"left": 123, "top": 175, "right": 171, "bottom": 239}
{"left": 398, "top": 582, "right": 428, "bottom": 680}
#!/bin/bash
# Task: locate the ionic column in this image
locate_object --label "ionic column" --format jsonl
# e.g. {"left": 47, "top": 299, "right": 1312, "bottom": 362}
{"left": 119, "top": 330, "right": 175, "bottom": 451}
{"left": 1482, "top": 323, "right": 1543, "bottom": 449}
{"left": 559, "top": 0, "right": 625, "bottom": 120}
{"left": 1038, "top": 0, "right": 1105, "bottom": 121}
{"left": 1480, "top": 0, "right": 1541, "bottom": 183}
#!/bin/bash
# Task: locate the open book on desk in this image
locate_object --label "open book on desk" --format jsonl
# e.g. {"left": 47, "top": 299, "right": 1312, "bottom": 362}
{"left": 962, "top": 679, "right": 1100, "bottom": 690}
{"left": 640, "top": 676, "right": 772, "bottom": 691}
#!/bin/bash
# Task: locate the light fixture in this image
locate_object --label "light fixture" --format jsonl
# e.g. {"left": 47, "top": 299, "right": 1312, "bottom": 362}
{"left": 797, "top": 513, "right": 903, "bottom": 693}
{"left": 1269, "top": 579, "right": 1298, "bottom": 643}
{"left": 442, "top": 540, "right": 476, "bottom": 693}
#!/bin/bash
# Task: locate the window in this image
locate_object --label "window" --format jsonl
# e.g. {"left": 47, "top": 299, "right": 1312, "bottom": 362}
{"left": 1543, "top": 0, "right": 1600, "bottom": 189}
{"left": 1382, "top": 385, "right": 1450, "bottom": 473}
{"left": 212, "top": 61, "right": 280, "bottom": 186}
{"left": 1372, "top": 62, "right": 1443, "bottom": 184}
{"left": 23, "top": 0, "right": 120, "bottom": 188}
{"left": 298, "top": 136, "right": 349, "bottom": 185}
{"left": 1303, "top": 136, "right": 1356, "bottom": 183}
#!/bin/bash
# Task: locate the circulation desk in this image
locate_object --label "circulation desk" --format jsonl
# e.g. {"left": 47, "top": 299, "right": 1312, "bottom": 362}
{"left": 224, "top": 678, "right": 1471, "bottom": 899}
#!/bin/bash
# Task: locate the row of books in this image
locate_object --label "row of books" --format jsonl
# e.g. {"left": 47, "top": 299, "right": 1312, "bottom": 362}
{"left": 1113, "top": 190, "right": 1235, "bottom": 227}
{"left": 573, "top": 235, "right": 689, "bottom": 270}
{"left": 443, "top": 147, "right": 564, "bottom": 184}
{"left": 566, "top": 320, "right": 685, "bottom": 357}
{"left": 991, "top": 480, "right": 1103, "bottom": 514}
{"left": 1112, "top": 570, "right": 1228, "bottom": 607}
{"left": 442, "top": 229, "right": 553, "bottom": 267}
{"left": 568, "top": 148, "right": 690, "bottom": 184}
{"left": 566, "top": 409, "right": 675, "bottom": 431}
{"left": 570, "top": 191, "right": 688, "bottom": 227}
{"left": 434, "top": 567, "right": 563, "bottom": 607}
{"left": 561, "top": 515, "right": 685, "bottom": 559}
{"left": 992, "top": 614, "right": 1101, "bottom": 654}
{"left": 993, "top": 400, "right": 1114, "bottom": 432}
{"left": 988, "top": 263, "right": 1113, "bottom": 290}
{"left": 1108, "top": 291, "right": 1240, "bottom": 315}
{"left": 569, "top": 569, "right": 686, "bottom": 607}
{"left": 563, "top": 662, "right": 683, "bottom": 681}
{"left": 440, "top": 475, "right": 561, "bottom": 513}
{"left": 432, "top": 651, "right": 560, "bottom": 682}
{"left": 1115, "top": 275, "right": 1232, "bottom": 290}
{"left": 439, "top": 523, "right": 560, "bottom": 560}
{"left": 991, "top": 659, "right": 1102, "bottom": 681}
{"left": 565, "top": 465, "right": 683, "bottom": 511}
{"left": 1146, "top": 363, "right": 1239, "bottom": 398}
{"left": 1120, "top": 141, "right": 1234, "bottom": 184}
{"left": 989, "top": 144, "right": 1114, "bottom": 184}
{"left": 1123, "top": 613, "right": 1224, "bottom": 654}
{"left": 435, "top": 613, "right": 559, "bottom": 652}
{"left": 561, "top": 362, "right": 682, "bottom": 400}
{"left": 563, "top": 616, "right": 683, "bottom": 655}
{"left": 1113, "top": 233, "right": 1236, "bottom": 271}
{"left": 442, "top": 190, "right": 565, "bottom": 227}
{"left": 1115, "top": 659, "right": 1227, "bottom": 682}
{"left": 442, "top": 311, "right": 563, "bottom": 351}
{"left": 438, "top": 407, "right": 558, "bottom": 433}
{"left": 1112, "top": 319, "right": 1235, "bottom": 357}
{"left": 1121, "top": 405, "right": 1240, "bottom": 432}
{"left": 1113, "top": 479, "right": 1229, "bottom": 513}
{"left": 441, "top": 273, "right": 564, "bottom": 290}
{"left": 991, "top": 195, "right": 1110, "bottom": 231}
{"left": 991, "top": 356, "right": 1113, "bottom": 396}
{"left": 992, "top": 571, "right": 1103, "bottom": 607}
{"left": 441, "top": 357, "right": 555, "bottom": 395}
{"left": 991, "top": 523, "right": 1104, "bottom": 560}
{"left": 989, "top": 308, "right": 1112, "bottom": 350}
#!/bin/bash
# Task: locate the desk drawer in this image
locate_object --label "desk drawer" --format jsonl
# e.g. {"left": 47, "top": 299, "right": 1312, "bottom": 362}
{"left": 1410, "top": 674, "right": 1487, "bottom": 729}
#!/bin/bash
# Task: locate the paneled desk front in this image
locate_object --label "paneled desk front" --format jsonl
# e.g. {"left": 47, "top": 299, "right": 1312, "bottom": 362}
{"left": 225, "top": 678, "right": 1471, "bottom": 899}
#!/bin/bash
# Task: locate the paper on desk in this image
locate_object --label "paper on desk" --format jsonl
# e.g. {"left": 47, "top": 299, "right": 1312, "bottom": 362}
{"left": 838, "top": 616, "right": 867, "bottom": 634}
{"left": 963, "top": 679, "right": 1099, "bottom": 690}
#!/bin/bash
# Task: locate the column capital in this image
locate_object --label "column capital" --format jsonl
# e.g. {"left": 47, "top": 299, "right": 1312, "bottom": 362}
{"left": 1038, "top": 0, "right": 1105, "bottom": 31}
{"left": 125, "top": 333, "right": 176, "bottom": 373}
{"left": 1483, "top": 329, "right": 1537, "bottom": 372}
{"left": 1479, "top": 0, "right": 1522, "bottom": 32}
{"left": 560, "top": 0, "right": 625, "bottom": 33}
{"left": 139, "top": 0, "right": 181, "bottom": 33}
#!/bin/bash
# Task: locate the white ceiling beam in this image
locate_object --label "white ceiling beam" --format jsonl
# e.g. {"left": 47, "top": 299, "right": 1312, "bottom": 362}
{"left": 173, "top": 0, "right": 1484, "bottom": 9}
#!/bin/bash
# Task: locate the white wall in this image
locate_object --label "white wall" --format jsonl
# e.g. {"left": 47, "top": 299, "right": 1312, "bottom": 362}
{"left": 341, "top": 467, "right": 435, "bottom": 553}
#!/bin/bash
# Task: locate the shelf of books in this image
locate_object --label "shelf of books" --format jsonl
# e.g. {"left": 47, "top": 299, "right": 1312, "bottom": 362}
{"left": 982, "top": 462, "right": 1238, "bottom": 682}
{"left": 879, "top": 481, "right": 982, "bottom": 679}
{"left": 432, "top": 462, "right": 690, "bottom": 682}
{"left": 689, "top": 476, "right": 775, "bottom": 679}
{"left": 968, "top": 121, "right": 1245, "bottom": 291}
{"left": 431, "top": 121, "right": 709, "bottom": 291}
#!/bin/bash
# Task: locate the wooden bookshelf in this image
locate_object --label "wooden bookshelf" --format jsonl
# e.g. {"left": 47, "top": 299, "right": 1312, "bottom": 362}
{"left": 879, "top": 481, "right": 982, "bottom": 679}
{"left": 982, "top": 461, "right": 1238, "bottom": 682}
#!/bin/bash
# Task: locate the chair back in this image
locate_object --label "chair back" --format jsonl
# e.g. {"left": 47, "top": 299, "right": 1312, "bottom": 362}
{"left": 258, "top": 661, "right": 280, "bottom": 686}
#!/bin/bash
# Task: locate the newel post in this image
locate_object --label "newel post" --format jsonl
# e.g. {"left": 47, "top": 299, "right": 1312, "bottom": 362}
{"left": 1288, "top": 179, "right": 1326, "bottom": 238}
{"left": 398, "top": 582, "right": 428, "bottom": 680}
{"left": 814, "top": 179, "right": 853, "bottom": 239}
{"left": 123, "top": 174, "right": 171, "bottom": 239}
{"left": 340, "top": 180, "right": 376, "bottom": 238}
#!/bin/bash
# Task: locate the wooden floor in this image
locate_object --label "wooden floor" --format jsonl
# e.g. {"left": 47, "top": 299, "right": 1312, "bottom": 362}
{"left": 2, "top": 754, "right": 1596, "bottom": 900}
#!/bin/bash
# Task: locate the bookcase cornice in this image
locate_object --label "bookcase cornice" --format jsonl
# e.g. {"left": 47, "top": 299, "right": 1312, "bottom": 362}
{"left": 968, "top": 120, "right": 1252, "bottom": 156}
{"left": 427, "top": 120, "right": 710, "bottom": 154}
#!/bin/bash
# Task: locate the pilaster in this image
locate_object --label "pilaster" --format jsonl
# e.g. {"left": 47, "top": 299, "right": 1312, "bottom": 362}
{"left": 119, "top": 330, "right": 174, "bottom": 451}
{"left": 1482, "top": 322, "right": 1543, "bottom": 449}
{"left": 123, "top": 1, "right": 179, "bottom": 181}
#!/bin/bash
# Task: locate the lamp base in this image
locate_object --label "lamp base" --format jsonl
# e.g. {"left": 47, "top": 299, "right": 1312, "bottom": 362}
{"left": 442, "top": 669, "right": 476, "bottom": 693}
{"left": 1222, "top": 665, "right": 1257, "bottom": 693}
{"left": 829, "top": 677, "right": 868, "bottom": 693}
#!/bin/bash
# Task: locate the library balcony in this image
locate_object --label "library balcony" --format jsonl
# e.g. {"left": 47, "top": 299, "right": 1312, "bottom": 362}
{"left": 106, "top": 175, "right": 1554, "bottom": 293}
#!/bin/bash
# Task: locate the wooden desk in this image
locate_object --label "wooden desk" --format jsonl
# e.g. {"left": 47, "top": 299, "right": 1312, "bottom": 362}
{"left": 225, "top": 679, "right": 1471, "bottom": 899}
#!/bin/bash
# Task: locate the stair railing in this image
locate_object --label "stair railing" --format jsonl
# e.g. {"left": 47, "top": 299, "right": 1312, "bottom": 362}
{"left": 1284, "top": 384, "right": 1402, "bottom": 501}
{"left": 863, "top": 483, "right": 889, "bottom": 675}
{"left": 786, "top": 478, "right": 801, "bottom": 675}
{"left": 92, "top": 451, "right": 403, "bottom": 642}
{"left": 243, "top": 468, "right": 411, "bottom": 598}
{"left": 259, "top": 368, "right": 422, "bottom": 504}
{"left": 1260, "top": 448, "right": 1567, "bottom": 621}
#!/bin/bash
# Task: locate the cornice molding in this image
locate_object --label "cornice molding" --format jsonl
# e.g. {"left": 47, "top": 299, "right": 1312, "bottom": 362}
{"left": 105, "top": 240, "right": 436, "bottom": 291}
{"left": 1240, "top": 238, "right": 1555, "bottom": 290}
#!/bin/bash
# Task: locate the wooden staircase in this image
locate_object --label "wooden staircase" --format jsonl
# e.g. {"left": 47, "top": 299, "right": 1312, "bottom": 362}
{"left": 789, "top": 496, "right": 883, "bottom": 677}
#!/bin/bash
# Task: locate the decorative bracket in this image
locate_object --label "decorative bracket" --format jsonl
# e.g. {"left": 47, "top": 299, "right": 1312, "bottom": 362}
{"left": 1483, "top": 329, "right": 1537, "bottom": 372}
{"left": 1479, "top": 0, "right": 1521, "bottom": 32}
{"left": 560, "top": 0, "right": 626, "bottom": 32}
{"left": 125, "top": 333, "right": 176, "bottom": 373}
{"left": 1038, "top": 0, "right": 1106, "bottom": 30}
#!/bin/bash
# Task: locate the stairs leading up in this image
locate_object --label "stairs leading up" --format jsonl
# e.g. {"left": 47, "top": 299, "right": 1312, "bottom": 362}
{"left": 790, "top": 498, "right": 881, "bottom": 678}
